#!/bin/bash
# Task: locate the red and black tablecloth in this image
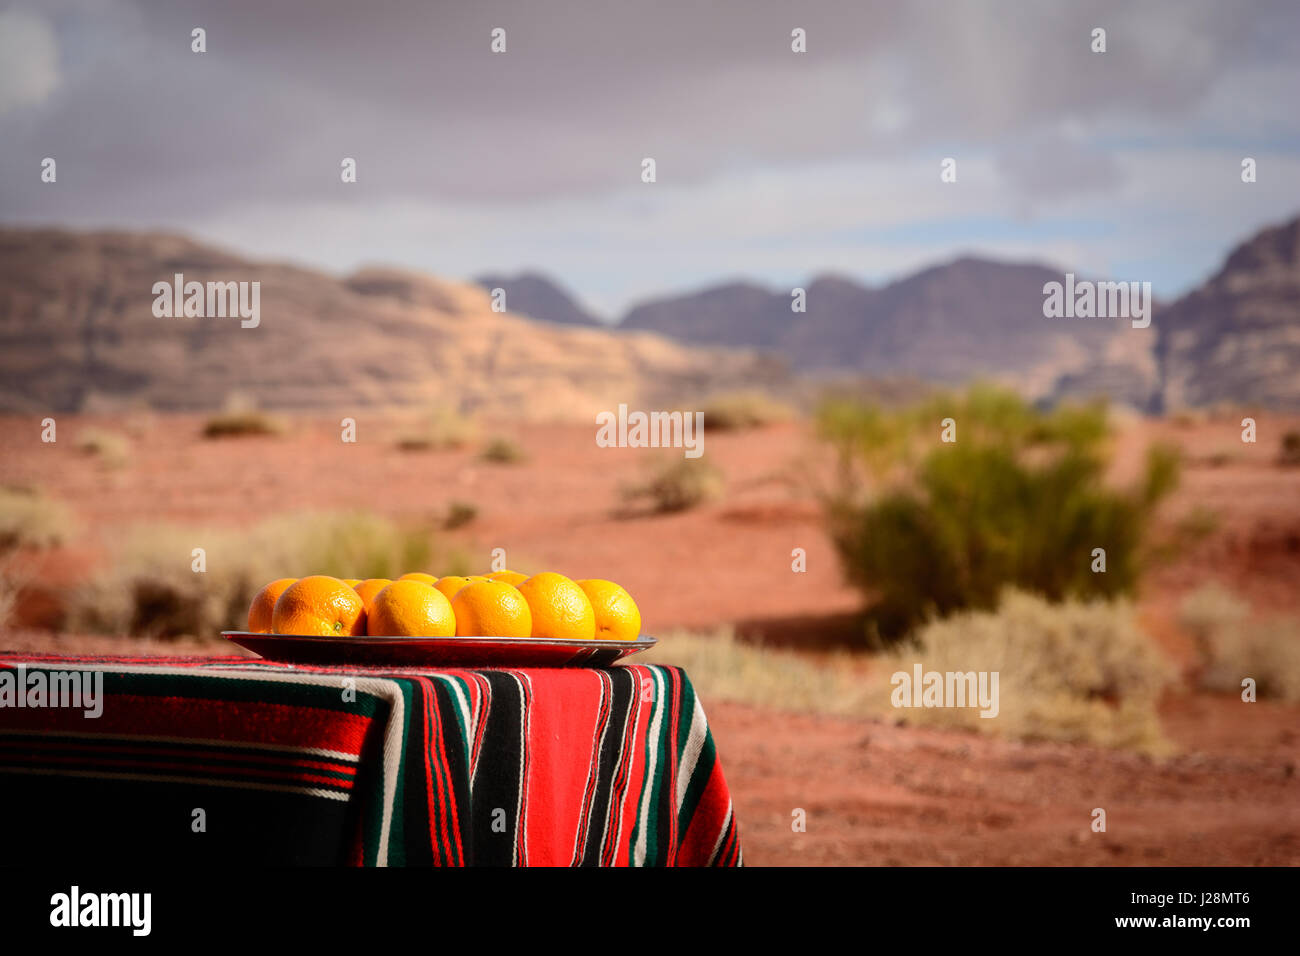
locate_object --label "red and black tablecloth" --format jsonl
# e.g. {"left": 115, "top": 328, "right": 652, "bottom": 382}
{"left": 0, "top": 653, "right": 742, "bottom": 867}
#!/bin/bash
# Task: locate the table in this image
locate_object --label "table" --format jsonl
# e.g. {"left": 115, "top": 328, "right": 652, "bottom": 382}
{"left": 0, "top": 653, "right": 742, "bottom": 867}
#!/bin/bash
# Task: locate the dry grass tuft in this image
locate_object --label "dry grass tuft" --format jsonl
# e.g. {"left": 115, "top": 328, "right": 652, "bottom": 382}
{"left": 1180, "top": 584, "right": 1300, "bottom": 701}
{"left": 620, "top": 457, "right": 724, "bottom": 514}
{"left": 700, "top": 390, "right": 797, "bottom": 431}
{"left": 871, "top": 591, "right": 1175, "bottom": 752}
{"left": 479, "top": 436, "right": 527, "bottom": 464}
{"left": 0, "top": 487, "right": 76, "bottom": 551}
{"left": 202, "top": 410, "right": 286, "bottom": 438}
{"left": 641, "top": 628, "right": 870, "bottom": 717}
{"left": 75, "top": 428, "right": 132, "bottom": 468}
{"left": 68, "top": 512, "right": 461, "bottom": 639}
{"left": 396, "top": 406, "right": 478, "bottom": 451}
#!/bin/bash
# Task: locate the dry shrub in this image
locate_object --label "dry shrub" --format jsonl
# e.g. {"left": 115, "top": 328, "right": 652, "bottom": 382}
{"left": 1179, "top": 584, "right": 1300, "bottom": 701}
{"left": 620, "top": 457, "right": 723, "bottom": 514}
{"left": 700, "top": 390, "right": 796, "bottom": 431}
{"left": 641, "top": 628, "right": 869, "bottom": 717}
{"left": 443, "top": 501, "right": 478, "bottom": 530}
{"left": 479, "top": 436, "right": 527, "bottom": 464}
{"left": 75, "top": 428, "right": 132, "bottom": 468}
{"left": 202, "top": 410, "right": 286, "bottom": 438}
{"left": 0, "top": 487, "right": 76, "bottom": 551}
{"left": 69, "top": 512, "right": 459, "bottom": 639}
{"left": 1279, "top": 430, "right": 1300, "bottom": 467}
{"left": 872, "top": 590, "right": 1175, "bottom": 752}
{"left": 396, "top": 406, "right": 477, "bottom": 451}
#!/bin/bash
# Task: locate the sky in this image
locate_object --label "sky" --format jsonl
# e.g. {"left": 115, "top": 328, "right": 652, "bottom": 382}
{"left": 2, "top": 0, "right": 1299, "bottom": 318}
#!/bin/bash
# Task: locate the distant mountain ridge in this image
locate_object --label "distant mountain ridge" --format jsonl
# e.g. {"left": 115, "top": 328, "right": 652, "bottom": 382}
{"left": 2, "top": 216, "right": 1295, "bottom": 415}
{"left": 0, "top": 230, "right": 776, "bottom": 417}
{"left": 473, "top": 272, "right": 604, "bottom": 327}
{"left": 622, "top": 256, "right": 1159, "bottom": 405}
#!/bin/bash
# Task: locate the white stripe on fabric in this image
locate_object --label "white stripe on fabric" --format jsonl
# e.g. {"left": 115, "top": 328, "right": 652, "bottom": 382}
{"left": 707, "top": 803, "right": 734, "bottom": 866}
{"left": 632, "top": 666, "right": 666, "bottom": 867}
{"left": 675, "top": 695, "right": 708, "bottom": 812}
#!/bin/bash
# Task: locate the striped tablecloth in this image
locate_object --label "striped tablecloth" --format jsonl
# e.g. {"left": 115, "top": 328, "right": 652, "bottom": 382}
{"left": 0, "top": 653, "right": 741, "bottom": 867}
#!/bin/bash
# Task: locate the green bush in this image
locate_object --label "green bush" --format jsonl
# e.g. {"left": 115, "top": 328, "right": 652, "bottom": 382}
{"left": 819, "top": 386, "right": 1179, "bottom": 639}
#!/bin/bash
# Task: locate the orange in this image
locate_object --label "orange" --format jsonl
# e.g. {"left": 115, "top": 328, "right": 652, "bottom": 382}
{"left": 272, "top": 575, "right": 366, "bottom": 636}
{"left": 516, "top": 572, "right": 596, "bottom": 641}
{"left": 398, "top": 572, "right": 439, "bottom": 587}
{"left": 367, "top": 580, "right": 456, "bottom": 636}
{"left": 247, "top": 577, "right": 297, "bottom": 633}
{"left": 452, "top": 580, "right": 533, "bottom": 638}
{"left": 343, "top": 578, "right": 362, "bottom": 588}
{"left": 485, "top": 569, "right": 528, "bottom": 587}
{"left": 353, "top": 578, "right": 392, "bottom": 616}
{"left": 576, "top": 579, "right": 642, "bottom": 641}
{"left": 433, "top": 575, "right": 475, "bottom": 601}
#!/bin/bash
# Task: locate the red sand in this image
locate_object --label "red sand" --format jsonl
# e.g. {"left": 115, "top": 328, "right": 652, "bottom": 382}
{"left": 3, "top": 412, "right": 1299, "bottom": 865}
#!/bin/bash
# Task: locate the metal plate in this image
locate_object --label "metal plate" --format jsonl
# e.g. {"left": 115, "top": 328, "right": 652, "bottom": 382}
{"left": 221, "top": 631, "right": 656, "bottom": 668}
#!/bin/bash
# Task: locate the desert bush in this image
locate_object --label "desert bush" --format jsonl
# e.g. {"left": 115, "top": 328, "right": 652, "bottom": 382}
{"left": 700, "top": 390, "right": 796, "bottom": 431}
{"left": 1179, "top": 584, "right": 1300, "bottom": 701}
{"left": 479, "top": 436, "right": 527, "bottom": 464}
{"left": 443, "top": 501, "right": 478, "bottom": 530}
{"left": 1279, "top": 430, "right": 1300, "bottom": 466}
{"left": 873, "top": 590, "right": 1175, "bottom": 751}
{"left": 202, "top": 410, "right": 285, "bottom": 438}
{"left": 396, "top": 406, "right": 477, "bottom": 451}
{"left": 69, "top": 511, "right": 458, "bottom": 638}
{"left": 620, "top": 457, "right": 724, "bottom": 514}
{"left": 0, "top": 487, "right": 76, "bottom": 551}
{"left": 819, "top": 386, "right": 1179, "bottom": 639}
{"left": 75, "top": 428, "right": 132, "bottom": 468}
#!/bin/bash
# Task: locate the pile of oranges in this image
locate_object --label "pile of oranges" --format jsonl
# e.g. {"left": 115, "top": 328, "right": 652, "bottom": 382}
{"left": 245, "top": 570, "right": 641, "bottom": 641}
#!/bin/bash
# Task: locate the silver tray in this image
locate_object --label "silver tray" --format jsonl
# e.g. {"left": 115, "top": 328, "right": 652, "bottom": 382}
{"left": 221, "top": 631, "right": 656, "bottom": 668}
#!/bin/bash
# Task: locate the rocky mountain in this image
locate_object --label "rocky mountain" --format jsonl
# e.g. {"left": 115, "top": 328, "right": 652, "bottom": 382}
{"left": 1157, "top": 216, "right": 1300, "bottom": 411}
{"left": 0, "top": 229, "right": 777, "bottom": 418}
{"left": 5, "top": 218, "right": 1293, "bottom": 419}
{"left": 623, "top": 257, "right": 1159, "bottom": 405}
{"left": 473, "top": 272, "right": 604, "bottom": 327}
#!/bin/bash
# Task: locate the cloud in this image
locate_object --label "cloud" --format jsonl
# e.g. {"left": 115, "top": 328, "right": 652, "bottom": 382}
{"left": 0, "top": 0, "right": 1297, "bottom": 311}
{"left": 0, "top": 9, "right": 60, "bottom": 114}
